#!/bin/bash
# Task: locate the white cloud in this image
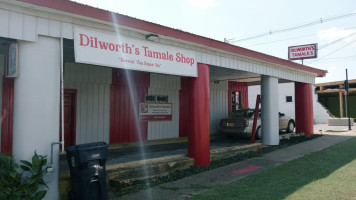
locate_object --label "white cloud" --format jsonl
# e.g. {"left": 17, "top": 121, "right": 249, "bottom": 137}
{"left": 325, "top": 65, "right": 336, "bottom": 71}
{"left": 188, "top": 0, "right": 214, "bottom": 8}
{"left": 317, "top": 28, "right": 356, "bottom": 43}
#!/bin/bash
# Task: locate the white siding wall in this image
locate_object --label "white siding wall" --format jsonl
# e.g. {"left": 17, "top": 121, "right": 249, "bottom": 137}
{"left": 248, "top": 85, "right": 261, "bottom": 109}
{"left": 210, "top": 80, "right": 229, "bottom": 133}
{"left": 249, "top": 83, "right": 295, "bottom": 117}
{"left": 195, "top": 52, "right": 316, "bottom": 84}
{"left": 0, "top": 9, "right": 37, "bottom": 42}
{"left": 278, "top": 83, "right": 296, "bottom": 118}
{"left": 64, "top": 63, "right": 111, "bottom": 144}
{"left": 148, "top": 73, "right": 180, "bottom": 140}
{"left": 312, "top": 85, "right": 330, "bottom": 124}
{"left": 12, "top": 36, "right": 60, "bottom": 200}
{"left": 249, "top": 83, "right": 330, "bottom": 124}
{"left": 0, "top": 3, "right": 317, "bottom": 84}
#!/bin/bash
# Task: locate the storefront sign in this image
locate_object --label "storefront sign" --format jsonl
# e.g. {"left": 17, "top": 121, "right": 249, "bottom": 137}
{"left": 74, "top": 27, "right": 197, "bottom": 77}
{"left": 139, "top": 103, "right": 172, "bottom": 121}
{"left": 288, "top": 43, "right": 317, "bottom": 60}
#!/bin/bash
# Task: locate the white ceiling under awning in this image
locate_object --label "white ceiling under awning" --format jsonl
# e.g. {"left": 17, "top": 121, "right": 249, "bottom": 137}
{"left": 209, "top": 65, "right": 293, "bottom": 85}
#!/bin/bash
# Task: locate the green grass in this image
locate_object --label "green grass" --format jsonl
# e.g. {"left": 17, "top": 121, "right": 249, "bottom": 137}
{"left": 108, "top": 135, "right": 322, "bottom": 198}
{"left": 190, "top": 137, "right": 356, "bottom": 200}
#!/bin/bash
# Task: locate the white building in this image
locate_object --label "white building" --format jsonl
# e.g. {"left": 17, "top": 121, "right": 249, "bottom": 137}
{"left": 248, "top": 82, "right": 331, "bottom": 124}
{"left": 0, "top": 0, "right": 326, "bottom": 199}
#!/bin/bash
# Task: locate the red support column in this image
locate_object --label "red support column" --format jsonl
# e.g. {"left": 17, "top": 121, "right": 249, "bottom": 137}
{"left": 188, "top": 63, "right": 210, "bottom": 166}
{"left": 179, "top": 77, "right": 192, "bottom": 138}
{"left": 295, "top": 82, "right": 314, "bottom": 136}
{"left": 1, "top": 77, "right": 14, "bottom": 153}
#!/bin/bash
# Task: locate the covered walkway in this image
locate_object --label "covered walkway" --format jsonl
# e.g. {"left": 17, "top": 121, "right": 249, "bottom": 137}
{"left": 58, "top": 134, "right": 264, "bottom": 199}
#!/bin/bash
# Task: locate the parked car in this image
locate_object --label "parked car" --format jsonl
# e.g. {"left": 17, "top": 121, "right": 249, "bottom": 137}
{"left": 219, "top": 109, "right": 295, "bottom": 139}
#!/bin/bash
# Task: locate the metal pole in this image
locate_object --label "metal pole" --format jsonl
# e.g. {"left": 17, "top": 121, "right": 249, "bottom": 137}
{"left": 60, "top": 38, "right": 65, "bottom": 151}
{"left": 251, "top": 95, "right": 261, "bottom": 144}
{"left": 346, "top": 69, "right": 352, "bottom": 130}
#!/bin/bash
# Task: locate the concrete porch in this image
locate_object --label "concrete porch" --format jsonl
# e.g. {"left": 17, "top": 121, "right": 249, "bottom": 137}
{"left": 58, "top": 134, "right": 264, "bottom": 199}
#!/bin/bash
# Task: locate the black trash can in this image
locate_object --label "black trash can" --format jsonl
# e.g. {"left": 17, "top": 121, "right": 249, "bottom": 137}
{"left": 65, "top": 142, "right": 108, "bottom": 200}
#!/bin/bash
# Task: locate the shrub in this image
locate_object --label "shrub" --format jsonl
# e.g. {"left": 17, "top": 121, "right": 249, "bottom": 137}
{"left": 0, "top": 152, "right": 48, "bottom": 200}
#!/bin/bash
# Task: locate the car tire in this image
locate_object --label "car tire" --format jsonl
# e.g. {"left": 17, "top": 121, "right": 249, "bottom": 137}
{"left": 256, "top": 126, "right": 262, "bottom": 139}
{"left": 286, "top": 120, "right": 295, "bottom": 133}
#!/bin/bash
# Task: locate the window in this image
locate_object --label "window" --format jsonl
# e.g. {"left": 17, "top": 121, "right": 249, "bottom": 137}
{"left": 145, "top": 94, "right": 168, "bottom": 103}
{"left": 231, "top": 91, "right": 243, "bottom": 111}
{"left": 156, "top": 95, "right": 168, "bottom": 102}
{"left": 145, "top": 95, "right": 156, "bottom": 102}
{"left": 286, "top": 96, "right": 293, "bottom": 102}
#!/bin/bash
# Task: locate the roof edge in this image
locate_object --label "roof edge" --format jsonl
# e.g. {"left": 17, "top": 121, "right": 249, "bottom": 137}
{"left": 16, "top": 0, "right": 327, "bottom": 77}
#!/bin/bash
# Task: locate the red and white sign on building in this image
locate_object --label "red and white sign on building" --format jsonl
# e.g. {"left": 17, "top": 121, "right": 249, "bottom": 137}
{"left": 74, "top": 27, "right": 197, "bottom": 77}
{"left": 139, "top": 103, "right": 172, "bottom": 121}
{"left": 288, "top": 43, "right": 318, "bottom": 60}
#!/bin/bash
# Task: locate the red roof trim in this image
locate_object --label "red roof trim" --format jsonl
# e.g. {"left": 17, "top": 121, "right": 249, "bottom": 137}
{"left": 18, "top": 0, "right": 326, "bottom": 77}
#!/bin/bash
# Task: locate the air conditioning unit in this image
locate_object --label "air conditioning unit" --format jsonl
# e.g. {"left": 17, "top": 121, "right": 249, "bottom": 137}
{"left": 5, "top": 42, "right": 18, "bottom": 78}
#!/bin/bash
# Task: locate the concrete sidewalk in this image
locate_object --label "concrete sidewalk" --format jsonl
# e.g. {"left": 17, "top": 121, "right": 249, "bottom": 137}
{"left": 117, "top": 125, "right": 355, "bottom": 200}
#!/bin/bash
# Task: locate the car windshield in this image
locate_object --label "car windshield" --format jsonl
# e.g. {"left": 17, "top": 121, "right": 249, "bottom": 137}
{"left": 229, "top": 109, "right": 255, "bottom": 118}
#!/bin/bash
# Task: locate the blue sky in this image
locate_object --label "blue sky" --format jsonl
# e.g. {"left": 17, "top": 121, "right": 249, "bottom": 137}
{"left": 73, "top": 0, "right": 356, "bottom": 83}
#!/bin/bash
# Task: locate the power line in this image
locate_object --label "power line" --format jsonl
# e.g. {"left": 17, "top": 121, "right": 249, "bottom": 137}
{"left": 314, "top": 55, "right": 356, "bottom": 61}
{"left": 229, "top": 11, "right": 356, "bottom": 43}
{"left": 321, "top": 55, "right": 356, "bottom": 60}
{"left": 245, "top": 34, "right": 315, "bottom": 47}
{"left": 318, "top": 31, "right": 356, "bottom": 50}
{"left": 245, "top": 26, "right": 356, "bottom": 47}
{"left": 307, "top": 38, "right": 356, "bottom": 64}
{"left": 240, "top": 26, "right": 356, "bottom": 65}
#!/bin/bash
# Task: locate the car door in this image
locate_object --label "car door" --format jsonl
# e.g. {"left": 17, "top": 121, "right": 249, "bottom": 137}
{"left": 278, "top": 112, "right": 288, "bottom": 130}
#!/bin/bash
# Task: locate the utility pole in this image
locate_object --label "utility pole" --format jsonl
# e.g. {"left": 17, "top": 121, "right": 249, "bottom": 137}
{"left": 345, "top": 68, "right": 352, "bottom": 130}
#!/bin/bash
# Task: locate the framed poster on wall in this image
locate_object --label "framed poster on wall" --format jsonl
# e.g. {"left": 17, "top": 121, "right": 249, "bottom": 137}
{"left": 139, "top": 103, "right": 172, "bottom": 121}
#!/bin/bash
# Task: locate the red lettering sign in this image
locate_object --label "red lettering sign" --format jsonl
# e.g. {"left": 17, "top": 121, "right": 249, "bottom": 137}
{"left": 288, "top": 44, "right": 318, "bottom": 60}
{"left": 75, "top": 27, "right": 198, "bottom": 77}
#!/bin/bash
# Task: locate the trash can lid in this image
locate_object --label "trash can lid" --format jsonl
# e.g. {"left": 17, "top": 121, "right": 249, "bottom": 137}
{"left": 65, "top": 141, "right": 108, "bottom": 152}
